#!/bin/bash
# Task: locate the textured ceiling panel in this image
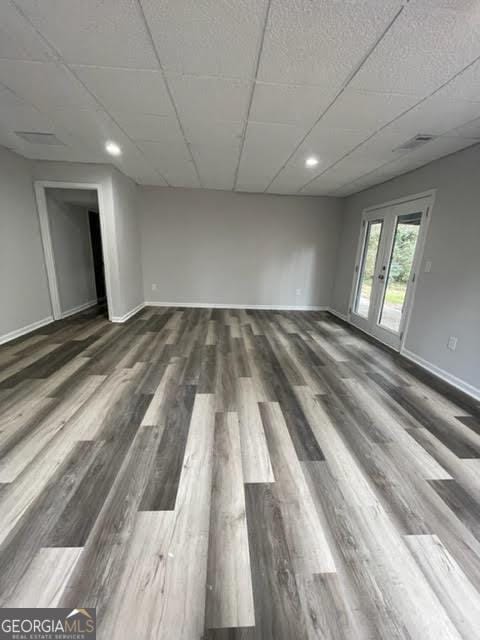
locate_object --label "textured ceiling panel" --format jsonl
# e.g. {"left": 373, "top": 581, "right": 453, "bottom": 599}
{"left": 317, "top": 89, "right": 419, "bottom": 135}
{"left": 250, "top": 82, "right": 338, "bottom": 127}
{"left": 0, "top": 86, "right": 54, "bottom": 133}
{"left": 181, "top": 120, "right": 243, "bottom": 150}
{"left": 167, "top": 75, "right": 250, "bottom": 126}
{"left": 72, "top": 66, "right": 174, "bottom": 116}
{"left": 16, "top": 0, "right": 158, "bottom": 68}
{"left": 386, "top": 93, "right": 480, "bottom": 137}
{"left": 0, "top": 60, "right": 95, "bottom": 110}
{"left": 140, "top": 0, "right": 268, "bottom": 79}
{"left": 258, "top": 0, "right": 402, "bottom": 86}
{"left": 301, "top": 155, "right": 389, "bottom": 195}
{"left": 1, "top": 0, "right": 480, "bottom": 194}
{"left": 0, "top": 2, "right": 51, "bottom": 61}
{"left": 450, "top": 117, "right": 480, "bottom": 139}
{"left": 110, "top": 144, "right": 169, "bottom": 186}
{"left": 190, "top": 146, "right": 238, "bottom": 191}
{"left": 43, "top": 107, "right": 121, "bottom": 146}
{"left": 439, "top": 58, "right": 480, "bottom": 102}
{"left": 137, "top": 140, "right": 200, "bottom": 188}
{"left": 236, "top": 121, "right": 306, "bottom": 192}
{"left": 111, "top": 112, "right": 182, "bottom": 143}
{"left": 267, "top": 127, "right": 368, "bottom": 193}
{"left": 351, "top": 5, "right": 480, "bottom": 95}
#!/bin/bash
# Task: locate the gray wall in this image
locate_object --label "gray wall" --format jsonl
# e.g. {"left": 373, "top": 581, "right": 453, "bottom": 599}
{"left": 140, "top": 187, "right": 343, "bottom": 308}
{"left": 46, "top": 191, "right": 96, "bottom": 315}
{"left": 332, "top": 143, "right": 480, "bottom": 394}
{"left": 33, "top": 161, "right": 142, "bottom": 320}
{"left": 111, "top": 169, "right": 143, "bottom": 317}
{"left": 0, "top": 146, "right": 52, "bottom": 340}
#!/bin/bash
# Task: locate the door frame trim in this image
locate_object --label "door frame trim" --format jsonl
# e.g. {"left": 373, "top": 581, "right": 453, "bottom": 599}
{"left": 347, "top": 189, "right": 436, "bottom": 353}
{"left": 34, "top": 181, "right": 114, "bottom": 321}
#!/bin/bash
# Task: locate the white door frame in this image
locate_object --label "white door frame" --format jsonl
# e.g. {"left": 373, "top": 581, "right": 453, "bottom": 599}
{"left": 34, "top": 180, "right": 113, "bottom": 321}
{"left": 347, "top": 189, "right": 436, "bottom": 353}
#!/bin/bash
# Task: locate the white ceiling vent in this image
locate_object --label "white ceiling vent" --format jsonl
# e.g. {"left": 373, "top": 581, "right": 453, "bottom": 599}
{"left": 14, "top": 131, "right": 65, "bottom": 145}
{"left": 394, "top": 134, "right": 436, "bottom": 152}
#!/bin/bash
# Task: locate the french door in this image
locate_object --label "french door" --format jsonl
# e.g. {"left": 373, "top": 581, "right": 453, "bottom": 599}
{"left": 349, "top": 194, "right": 433, "bottom": 350}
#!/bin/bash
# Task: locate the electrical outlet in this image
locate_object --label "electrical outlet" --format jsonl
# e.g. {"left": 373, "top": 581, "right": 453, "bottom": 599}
{"left": 424, "top": 260, "right": 432, "bottom": 273}
{"left": 296, "top": 288, "right": 302, "bottom": 296}
{"left": 151, "top": 283, "right": 157, "bottom": 291}
{"left": 447, "top": 336, "right": 458, "bottom": 351}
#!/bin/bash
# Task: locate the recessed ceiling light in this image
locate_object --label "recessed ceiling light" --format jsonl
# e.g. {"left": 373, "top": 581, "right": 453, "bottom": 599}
{"left": 105, "top": 140, "right": 122, "bottom": 156}
{"left": 305, "top": 156, "right": 319, "bottom": 168}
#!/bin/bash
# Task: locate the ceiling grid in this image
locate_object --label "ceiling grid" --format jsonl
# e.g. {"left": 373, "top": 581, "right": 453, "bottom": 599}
{"left": 0, "top": 0, "right": 478, "bottom": 195}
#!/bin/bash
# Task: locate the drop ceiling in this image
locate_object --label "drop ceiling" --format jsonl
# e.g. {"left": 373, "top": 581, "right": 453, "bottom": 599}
{"left": 0, "top": 0, "right": 480, "bottom": 195}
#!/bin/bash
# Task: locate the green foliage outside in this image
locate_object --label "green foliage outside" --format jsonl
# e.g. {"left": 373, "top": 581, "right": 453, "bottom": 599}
{"left": 361, "top": 222, "right": 419, "bottom": 308}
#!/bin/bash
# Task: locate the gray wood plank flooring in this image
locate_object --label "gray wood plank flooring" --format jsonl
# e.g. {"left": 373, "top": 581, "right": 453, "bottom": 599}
{"left": 0, "top": 305, "right": 479, "bottom": 639}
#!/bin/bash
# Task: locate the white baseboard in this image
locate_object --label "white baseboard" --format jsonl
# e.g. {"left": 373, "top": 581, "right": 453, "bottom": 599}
{"left": 327, "top": 307, "right": 348, "bottom": 322}
{"left": 144, "top": 301, "right": 329, "bottom": 311}
{"left": 0, "top": 315, "right": 54, "bottom": 345}
{"left": 112, "top": 302, "right": 145, "bottom": 323}
{"left": 401, "top": 348, "right": 480, "bottom": 403}
{"left": 326, "top": 307, "right": 480, "bottom": 403}
{"left": 60, "top": 299, "right": 98, "bottom": 319}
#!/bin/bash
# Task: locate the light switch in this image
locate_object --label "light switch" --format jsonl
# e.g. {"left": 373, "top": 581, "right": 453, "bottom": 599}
{"left": 424, "top": 260, "right": 432, "bottom": 273}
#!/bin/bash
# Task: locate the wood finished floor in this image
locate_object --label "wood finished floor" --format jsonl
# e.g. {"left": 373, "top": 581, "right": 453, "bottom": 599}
{"left": 1, "top": 305, "right": 480, "bottom": 639}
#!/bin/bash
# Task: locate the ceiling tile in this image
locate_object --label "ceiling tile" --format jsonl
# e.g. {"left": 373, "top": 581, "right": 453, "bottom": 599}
{"left": 140, "top": 0, "right": 268, "bottom": 79}
{"left": 236, "top": 121, "right": 306, "bottom": 192}
{"left": 0, "top": 60, "right": 95, "bottom": 110}
{"left": 386, "top": 93, "right": 480, "bottom": 138}
{"left": 45, "top": 107, "right": 120, "bottom": 143}
{"left": 410, "top": 1, "right": 480, "bottom": 10}
{"left": 335, "top": 135, "right": 479, "bottom": 196}
{"left": 14, "top": 143, "right": 105, "bottom": 162}
{"left": 300, "top": 155, "right": 388, "bottom": 195}
{"left": 0, "top": 2, "right": 52, "bottom": 61}
{"left": 250, "top": 82, "right": 338, "bottom": 127}
{"left": 137, "top": 139, "right": 200, "bottom": 188}
{"left": 258, "top": 0, "right": 401, "bottom": 87}
{"left": 190, "top": 146, "right": 237, "bottom": 191}
{"left": 299, "top": 176, "right": 349, "bottom": 196}
{"left": 276, "top": 129, "right": 410, "bottom": 195}
{"left": 298, "top": 124, "right": 368, "bottom": 161}
{"left": 167, "top": 74, "right": 250, "bottom": 125}
{"left": 134, "top": 174, "right": 168, "bottom": 186}
{"left": 351, "top": 5, "right": 480, "bottom": 96}
{"left": 16, "top": 0, "right": 157, "bottom": 68}
{"left": 0, "top": 86, "right": 54, "bottom": 133}
{"left": 439, "top": 57, "right": 480, "bottom": 102}
{"left": 340, "top": 129, "right": 413, "bottom": 163}
{"left": 72, "top": 66, "right": 174, "bottom": 115}
{"left": 181, "top": 119, "right": 243, "bottom": 150}
{"left": 111, "top": 112, "right": 182, "bottom": 143}
{"left": 110, "top": 145, "right": 168, "bottom": 186}
{"left": 450, "top": 117, "right": 480, "bottom": 139}
{"left": 317, "top": 89, "right": 419, "bottom": 135}
{"left": 267, "top": 126, "right": 368, "bottom": 194}
{"left": 399, "top": 134, "right": 479, "bottom": 165}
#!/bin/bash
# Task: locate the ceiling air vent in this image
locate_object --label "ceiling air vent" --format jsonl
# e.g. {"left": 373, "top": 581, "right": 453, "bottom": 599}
{"left": 394, "top": 134, "right": 436, "bottom": 152}
{"left": 14, "top": 131, "right": 65, "bottom": 145}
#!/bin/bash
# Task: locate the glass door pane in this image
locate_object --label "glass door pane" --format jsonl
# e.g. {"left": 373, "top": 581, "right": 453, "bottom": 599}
{"left": 378, "top": 212, "right": 422, "bottom": 332}
{"left": 354, "top": 220, "right": 383, "bottom": 318}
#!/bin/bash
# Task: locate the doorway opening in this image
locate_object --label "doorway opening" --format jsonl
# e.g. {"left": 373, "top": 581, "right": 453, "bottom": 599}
{"left": 349, "top": 192, "right": 434, "bottom": 351}
{"left": 35, "top": 182, "right": 113, "bottom": 321}
{"left": 88, "top": 209, "right": 107, "bottom": 306}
